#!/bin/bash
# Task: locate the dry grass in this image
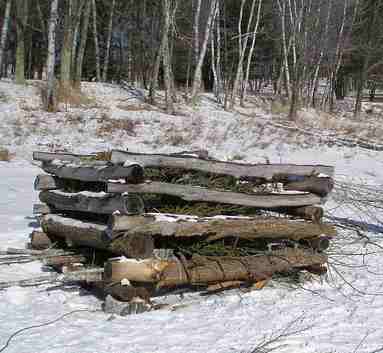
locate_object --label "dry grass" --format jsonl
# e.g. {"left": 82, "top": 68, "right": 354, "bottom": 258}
{"left": 0, "top": 148, "right": 12, "bottom": 162}
{"left": 96, "top": 117, "right": 138, "bottom": 137}
{"left": 270, "top": 100, "right": 290, "bottom": 115}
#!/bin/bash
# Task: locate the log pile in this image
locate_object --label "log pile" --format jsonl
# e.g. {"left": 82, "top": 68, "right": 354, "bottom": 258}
{"left": 30, "top": 150, "right": 336, "bottom": 312}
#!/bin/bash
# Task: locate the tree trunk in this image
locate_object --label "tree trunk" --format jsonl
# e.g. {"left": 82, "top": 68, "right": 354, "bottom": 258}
{"left": 46, "top": 0, "right": 59, "bottom": 111}
{"left": 191, "top": 0, "right": 217, "bottom": 102}
{"left": 15, "top": 0, "right": 28, "bottom": 84}
{"left": 102, "top": 0, "right": 115, "bottom": 82}
{"left": 61, "top": 0, "right": 74, "bottom": 90}
{"left": 91, "top": 0, "right": 101, "bottom": 81}
{"left": 0, "top": 0, "right": 11, "bottom": 78}
{"left": 74, "top": 0, "right": 91, "bottom": 88}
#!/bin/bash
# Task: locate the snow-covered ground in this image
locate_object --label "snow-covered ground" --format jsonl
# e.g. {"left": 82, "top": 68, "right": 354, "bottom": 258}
{"left": 0, "top": 79, "right": 383, "bottom": 353}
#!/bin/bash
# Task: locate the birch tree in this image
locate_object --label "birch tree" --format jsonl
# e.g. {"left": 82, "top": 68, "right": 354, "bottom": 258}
{"left": 0, "top": 0, "right": 11, "bottom": 78}
{"left": 102, "top": 0, "right": 115, "bottom": 82}
{"left": 191, "top": 0, "right": 218, "bottom": 103}
{"left": 46, "top": 0, "right": 59, "bottom": 111}
{"left": 91, "top": 0, "right": 101, "bottom": 81}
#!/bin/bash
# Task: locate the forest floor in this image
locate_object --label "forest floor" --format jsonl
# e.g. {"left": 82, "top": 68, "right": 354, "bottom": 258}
{"left": 0, "top": 79, "right": 382, "bottom": 353}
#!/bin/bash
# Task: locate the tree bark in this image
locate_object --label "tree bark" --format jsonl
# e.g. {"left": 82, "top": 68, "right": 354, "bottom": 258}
{"left": 41, "top": 214, "right": 154, "bottom": 258}
{"left": 111, "top": 150, "right": 335, "bottom": 179}
{"left": 46, "top": 0, "right": 59, "bottom": 111}
{"left": 30, "top": 230, "right": 53, "bottom": 250}
{"left": 102, "top": 0, "right": 115, "bottom": 82}
{"left": 104, "top": 248, "right": 328, "bottom": 288}
{"left": 0, "top": 0, "right": 11, "bottom": 78}
{"left": 74, "top": 0, "right": 91, "bottom": 88}
{"left": 39, "top": 190, "right": 144, "bottom": 215}
{"left": 15, "top": 0, "right": 28, "bottom": 84}
{"left": 107, "top": 181, "right": 324, "bottom": 208}
{"left": 191, "top": 0, "right": 217, "bottom": 102}
{"left": 91, "top": 0, "right": 101, "bottom": 81}
{"left": 107, "top": 214, "right": 336, "bottom": 241}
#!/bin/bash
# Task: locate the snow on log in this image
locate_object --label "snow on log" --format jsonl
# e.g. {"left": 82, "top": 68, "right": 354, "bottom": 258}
{"left": 34, "top": 174, "right": 61, "bottom": 190}
{"left": 107, "top": 181, "right": 324, "bottom": 208}
{"left": 33, "top": 203, "right": 52, "bottom": 215}
{"left": 107, "top": 214, "right": 336, "bottom": 241}
{"left": 41, "top": 214, "right": 154, "bottom": 258}
{"left": 104, "top": 248, "right": 327, "bottom": 288}
{"left": 110, "top": 150, "right": 334, "bottom": 179}
{"left": 39, "top": 190, "right": 144, "bottom": 215}
{"left": 33, "top": 151, "right": 97, "bottom": 163}
{"left": 41, "top": 160, "right": 144, "bottom": 183}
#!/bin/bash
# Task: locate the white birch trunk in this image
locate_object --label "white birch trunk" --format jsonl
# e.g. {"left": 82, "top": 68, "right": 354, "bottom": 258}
{"left": 46, "top": 0, "right": 59, "bottom": 111}
{"left": 191, "top": 0, "right": 217, "bottom": 102}
{"left": 0, "top": 0, "right": 11, "bottom": 78}
{"left": 193, "top": 0, "right": 202, "bottom": 66}
{"left": 91, "top": 0, "right": 101, "bottom": 81}
{"left": 241, "top": 0, "right": 263, "bottom": 105}
{"left": 102, "top": 0, "right": 115, "bottom": 82}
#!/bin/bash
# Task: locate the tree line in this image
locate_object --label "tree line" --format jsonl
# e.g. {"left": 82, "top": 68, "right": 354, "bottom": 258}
{"left": 0, "top": 0, "right": 379, "bottom": 118}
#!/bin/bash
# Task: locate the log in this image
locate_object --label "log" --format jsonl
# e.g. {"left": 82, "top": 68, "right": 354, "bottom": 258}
{"left": 283, "top": 177, "right": 334, "bottom": 197}
{"left": 273, "top": 206, "right": 324, "bottom": 222}
{"left": 34, "top": 174, "right": 61, "bottom": 191}
{"left": 107, "top": 181, "right": 324, "bottom": 208}
{"left": 39, "top": 190, "right": 144, "bottom": 215}
{"left": 30, "top": 230, "right": 53, "bottom": 250}
{"left": 111, "top": 150, "right": 335, "bottom": 179}
{"left": 41, "top": 214, "right": 154, "bottom": 258}
{"left": 104, "top": 248, "right": 327, "bottom": 288}
{"left": 107, "top": 214, "right": 336, "bottom": 241}
{"left": 33, "top": 203, "right": 53, "bottom": 215}
{"left": 41, "top": 160, "right": 144, "bottom": 183}
{"left": 33, "top": 151, "right": 97, "bottom": 163}
{"left": 43, "top": 254, "right": 87, "bottom": 267}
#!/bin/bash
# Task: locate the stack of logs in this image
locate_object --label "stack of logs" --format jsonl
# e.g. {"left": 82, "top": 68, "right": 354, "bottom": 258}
{"left": 32, "top": 150, "right": 336, "bottom": 305}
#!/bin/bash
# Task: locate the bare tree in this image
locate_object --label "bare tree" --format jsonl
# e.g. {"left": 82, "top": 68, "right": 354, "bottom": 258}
{"left": 191, "top": 0, "right": 218, "bottom": 103}
{"left": 91, "top": 0, "right": 101, "bottom": 81}
{"left": 46, "top": 0, "right": 59, "bottom": 111}
{"left": 0, "top": 0, "right": 11, "bottom": 78}
{"left": 15, "top": 0, "right": 29, "bottom": 84}
{"left": 102, "top": 0, "right": 115, "bottom": 82}
{"left": 74, "top": 0, "right": 91, "bottom": 88}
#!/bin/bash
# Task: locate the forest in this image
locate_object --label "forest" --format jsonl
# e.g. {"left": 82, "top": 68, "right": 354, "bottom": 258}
{"left": 0, "top": 0, "right": 380, "bottom": 118}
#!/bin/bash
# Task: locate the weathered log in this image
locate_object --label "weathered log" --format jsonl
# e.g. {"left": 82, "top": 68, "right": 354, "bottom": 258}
{"left": 107, "top": 214, "right": 336, "bottom": 241}
{"left": 34, "top": 174, "right": 61, "bottom": 191}
{"left": 107, "top": 181, "right": 324, "bottom": 208}
{"left": 111, "top": 150, "right": 335, "bottom": 179}
{"left": 39, "top": 190, "right": 144, "bottom": 215}
{"left": 41, "top": 160, "right": 144, "bottom": 183}
{"left": 43, "top": 254, "right": 87, "bottom": 267}
{"left": 41, "top": 214, "right": 154, "bottom": 258}
{"left": 274, "top": 206, "right": 324, "bottom": 222}
{"left": 283, "top": 177, "right": 334, "bottom": 197}
{"left": 104, "top": 248, "right": 327, "bottom": 288}
{"left": 30, "top": 230, "right": 53, "bottom": 250}
{"left": 0, "top": 268, "right": 104, "bottom": 290}
{"left": 33, "top": 203, "right": 53, "bottom": 215}
{"left": 33, "top": 151, "right": 97, "bottom": 163}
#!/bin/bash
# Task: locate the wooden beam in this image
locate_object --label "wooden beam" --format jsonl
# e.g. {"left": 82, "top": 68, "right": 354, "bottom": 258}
{"left": 39, "top": 190, "right": 144, "bottom": 215}
{"left": 107, "top": 181, "right": 324, "bottom": 208}
{"left": 41, "top": 161, "right": 144, "bottom": 183}
{"left": 107, "top": 214, "right": 336, "bottom": 241}
{"left": 111, "top": 150, "right": 334, "bottom": 179}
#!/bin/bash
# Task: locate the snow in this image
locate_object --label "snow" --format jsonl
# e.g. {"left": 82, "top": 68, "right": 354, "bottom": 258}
{"left": 0, "top": 79, "right": 383, "bottom": 352}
